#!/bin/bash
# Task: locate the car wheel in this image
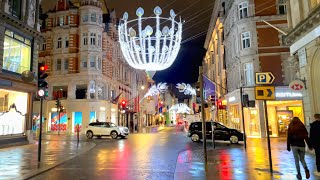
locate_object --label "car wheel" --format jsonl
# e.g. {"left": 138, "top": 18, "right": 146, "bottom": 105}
{"left": 110, "top": 131, "right": 118, "bottom": 139}
{"left": 97, "top": 135, "right": 102, "bottom": 139}
{"left": 230, "top": 135, "right": 239, "bottom": 144}
{"left": 191, "top": 133, "right": 200, "bottom": 142}
{"left": 86, "top": 131, "right": 93, "bottom": 139}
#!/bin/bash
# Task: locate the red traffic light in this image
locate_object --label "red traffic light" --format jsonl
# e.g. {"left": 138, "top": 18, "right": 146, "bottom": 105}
{"left": 121, "top": 100, "right": 126, "bottom": 105}
{"left": 40, "top": 65, "right": 48, "bottom": 71}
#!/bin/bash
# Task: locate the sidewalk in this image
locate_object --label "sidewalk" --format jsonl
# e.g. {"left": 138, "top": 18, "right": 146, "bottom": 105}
{"left": 0, "top": 134, "right": 95, "bottom": 180}
{"left": 175, "top": 138, "right": 318, "bottom": 180}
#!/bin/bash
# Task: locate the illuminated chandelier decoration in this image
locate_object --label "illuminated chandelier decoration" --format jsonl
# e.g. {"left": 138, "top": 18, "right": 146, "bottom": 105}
{"left": 118, "top": 6, "right": 183, "bottom": 71}
{"left": 144, "top": 82, "right": 168, "bottom": 98}
{"left": 169, "top": 103, "right": 192, "bottom": 114}
{"left": 176, "top": 83, "right": 196, "bottom": 95}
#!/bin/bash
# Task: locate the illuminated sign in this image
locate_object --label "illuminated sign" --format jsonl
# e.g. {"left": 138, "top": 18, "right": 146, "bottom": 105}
{"left": 275, "top": 92, "right": 302, "bottom": 98}
{"left": 228, "top": 97, "right": 236, "bottom": 102}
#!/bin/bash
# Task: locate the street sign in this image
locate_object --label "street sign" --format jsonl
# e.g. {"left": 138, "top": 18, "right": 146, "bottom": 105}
{"left": 289, "top": 80, "right": 305, "bottom": 91}
{"left": 255, "top": 86, "right": 275, "bottom": 100}
{"left": 255, "top": 72, "right": 275, "bottom": 85}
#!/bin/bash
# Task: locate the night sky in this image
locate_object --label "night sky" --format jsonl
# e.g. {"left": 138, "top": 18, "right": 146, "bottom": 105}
{"left": 41, "top": 0, "right": 212, "bottom": 83}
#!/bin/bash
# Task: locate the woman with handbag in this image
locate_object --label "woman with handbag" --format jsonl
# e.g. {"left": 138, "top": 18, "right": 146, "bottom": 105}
{"left": 287, "top": 117, "right": 311, "bottom": 180}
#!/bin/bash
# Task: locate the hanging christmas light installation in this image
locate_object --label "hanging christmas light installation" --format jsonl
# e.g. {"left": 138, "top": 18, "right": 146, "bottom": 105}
{"left": 118, "top": 6, "right": 182, "bottom": 71}
{"left": 176, "top": 83, "right": 196, "bottom": 95}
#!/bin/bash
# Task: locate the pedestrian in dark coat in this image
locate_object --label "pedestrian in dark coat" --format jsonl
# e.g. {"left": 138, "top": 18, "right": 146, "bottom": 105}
{"left": 309, "top": 113, "right": 320, "bottom": 176}
{"left": 287, "top": 117, "right": 311, "bottom": 179}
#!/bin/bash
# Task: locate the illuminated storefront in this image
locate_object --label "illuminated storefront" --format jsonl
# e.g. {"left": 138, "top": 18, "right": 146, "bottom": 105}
{"left": 0, "top": 89, "right": 28, "bottom": 136}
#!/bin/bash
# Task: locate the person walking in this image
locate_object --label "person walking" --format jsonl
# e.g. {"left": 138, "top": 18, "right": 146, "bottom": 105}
{"left": 287, "top": 117, "right": 311, "bottom": 179}
{"left": 309, "top": 113, "right": 320, "bottom": 176}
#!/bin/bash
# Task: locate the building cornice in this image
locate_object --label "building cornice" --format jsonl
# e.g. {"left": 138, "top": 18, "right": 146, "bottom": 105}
{"left": 0, "top": 12, "right": 44, "bottom": 41}
{"left": 284, "top": 5, "right": 320, "bottom": 45}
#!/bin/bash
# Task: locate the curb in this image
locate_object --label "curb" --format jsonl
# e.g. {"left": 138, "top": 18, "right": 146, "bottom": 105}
{"left": 17, "top": 142, "right": 96, "bottom": 180}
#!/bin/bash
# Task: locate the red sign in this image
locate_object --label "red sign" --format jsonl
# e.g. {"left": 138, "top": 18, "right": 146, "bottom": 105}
{"left": 289, "top": 80, "right": 305, "bottom": 91}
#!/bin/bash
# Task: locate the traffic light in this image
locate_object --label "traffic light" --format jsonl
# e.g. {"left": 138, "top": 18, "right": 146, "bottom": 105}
{"left": 38, "top": 63, "right": 48, "bottom": 88}
{"left": 55, "top": 99, "right": 61, "bottom": 109}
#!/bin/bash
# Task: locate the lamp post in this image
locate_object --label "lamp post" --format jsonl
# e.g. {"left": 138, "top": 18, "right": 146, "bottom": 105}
{"left": 137, "top": 85, "right": 145, "bottom": 131}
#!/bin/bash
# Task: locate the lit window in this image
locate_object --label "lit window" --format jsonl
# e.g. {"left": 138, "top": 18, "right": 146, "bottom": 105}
{"left": 83, "top": 33, "right": 87, "bottom": 45}
{"left": 238, "top": 2, "right": 248, "bottom": 19}
{"left": 90, "top": 56, "right": 95, "bottom": 67}
{"left": 91, "top": 13, "right": 96, "bottom": 22}
{"left": 64, "top": 59, "right": 69, "bottom": 70}
{"left": 57, "top": 37, "right": 62, "bottom": 48}
{"left": 83, "top": 15, "right": 88, "bottom": 22}
{"left": 59, "top": 16, "right": 64, "bottom": 26}
{"left": 241, "top": 32, "right": 251, "bottom": 49}
{"left": 65, "top": 36, "right": 69, "bottom": 48}
{"left": 2, "top": 30, "right": 31, "bottom": 74}
{"left": 244, "top": 63, "right": 254, "bottom": 86}
{"left": 278, "top": 0, "right": 286, "bottom": 14}
{"left": 90, "top": 33, "right": 96, "bottom": 45}
{"left": 56, "top": 59, "right": 61, "bottom": 71}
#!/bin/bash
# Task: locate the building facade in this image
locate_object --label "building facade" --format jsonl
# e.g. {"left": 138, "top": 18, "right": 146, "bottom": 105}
{"left": 33, "top": 0, "right": 147, "bottom": 134}
{"left": 0, "top": 0, "right": 42, "bottom": 142}
{"left": 205, "top": 0, "right": 301, "bottom": 138}
{"left": 284, "top": 0, "right": 320, "bottom": 126}
{"left": 203, "top": 0, "right": 228, "bottom": 124}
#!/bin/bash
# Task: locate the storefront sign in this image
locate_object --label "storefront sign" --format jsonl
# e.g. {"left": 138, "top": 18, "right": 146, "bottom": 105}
{"left": 275, "top": 92, "right": 302, "bottom": 98}
{"left": 0, "top": 80, "right": 12, "bottom": 87}
{"left": 289, "top": 80, "right": 305, "bottom": 91}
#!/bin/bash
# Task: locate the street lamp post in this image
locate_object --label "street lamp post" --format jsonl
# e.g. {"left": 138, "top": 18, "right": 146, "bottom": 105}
{"left": 137, "top": 85, "right": 145, "bottom": 131}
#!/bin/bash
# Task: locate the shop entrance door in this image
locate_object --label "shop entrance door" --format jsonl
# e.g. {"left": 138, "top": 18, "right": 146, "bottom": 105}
{"left": 73, "top": 112, "right": 83, "bottom": 132}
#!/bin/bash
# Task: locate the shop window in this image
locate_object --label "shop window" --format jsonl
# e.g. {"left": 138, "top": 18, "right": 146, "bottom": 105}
{"left": 91, "top": 13, "right": 96, "bottom": 22}
{"left": 90, "top": 56, "right": 95, "bottom": 67}
{"left": 57, "top": 37, "right": 62, "bottom": 48}
{"left": 278, "top": 0, "right": 286, "bottom": 14}
{"left": 65, "top": 36, "right": 69, "bottom": 48}
{"left": 241, "top": 32, "right": 251, "bottom": 49}
{"left": 244, "top": 63, "right": 254, "bottom": 86}
{"left": 8, "top": 0, "right": 22, "bottom": 19}
{"left": 76, "top": 85, "right": 87, "bottom": 99}
{"left": 82, "top": 56, "right": 87, "bottom": 68}
{"left": 83, "top": 15, "right": 88, "bottom": 22}
{"left": 2, "top": 30, "right": 31, "bottom": 74}
{"left": 64, "top": 59, "right": 69, "bottom": 71}
{"left": 56, "top": 59, "right": 62, "bottom": 71}
{"left": 238, "top": 2, "right": 248, "bottom": 19}
{"left": 90, "top": 33, "right": 96, "bottom": 45}
{"left": 52, "top": 86, "right": 68, "bottom": 100}
{"left": 83, "top": 33, "right": 88, "bottom": 45}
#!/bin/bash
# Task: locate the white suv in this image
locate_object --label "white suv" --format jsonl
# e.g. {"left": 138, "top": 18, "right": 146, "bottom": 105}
{"left": 84, "top": 122, "right": 129, "bottom": 139}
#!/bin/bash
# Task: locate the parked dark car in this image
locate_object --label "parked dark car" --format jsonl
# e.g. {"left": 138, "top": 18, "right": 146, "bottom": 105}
{"left": 188, "top": 121, "right": 244, "bottom": 144}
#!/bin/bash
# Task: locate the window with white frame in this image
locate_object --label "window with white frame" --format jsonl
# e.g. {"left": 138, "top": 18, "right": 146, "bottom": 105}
{"left": 64, "top": 59, "right": 69, "bottom": 70}
{"left": 91, "top": 13, "right": 96, "bottom": 22}
{"left": 57, "top": 37, "right": 62, "bottom": 48}
{"left": 238, "top": 2, "right": 248, "bottom": 19}
{"left": 98, "top": 34, "right": 101, "bottom": 47}
{"left": 97, "top": 57, "right": 102, "bottom": 70}
{"left": 90, "top": 33, "right": 96, "bottom": 45}
{"left": 241, "top": 32, "right": 251, "bottom": 49}
{"left": 243, "top": 63, "right": 254, "bottom": 86}
{"left": 65, "top": 36, "right": 69, "bottom": 48}
{"left": 83, "top": 33, "right": 88, "bottom": 45}
{"left": 83, "top": 15, "right": 88, "bottom": 22}
{"left": 59, "top": 16, "right": 64, "bottom": 26}
{"left": 278, "top": 0, "right": 286, "bottom": 14}
{"left": 90, "top": 56, "right": 95, "bottom": 67}
{"left": 56, "top": 59, "right": 62, "bottom": 71}
{"left": 82, "top": 56, "right": 87, "bottom": 68}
